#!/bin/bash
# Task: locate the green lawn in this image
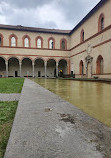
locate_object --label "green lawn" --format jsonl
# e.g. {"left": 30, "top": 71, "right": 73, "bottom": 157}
{"left": 0, "top": 101, "right": 18, "bottom": 158}
{"left": 0, "top": 78, "right": 24, "bottom": 93}
{"left": 0, "top": 78, "right": 24, "bottom": 158}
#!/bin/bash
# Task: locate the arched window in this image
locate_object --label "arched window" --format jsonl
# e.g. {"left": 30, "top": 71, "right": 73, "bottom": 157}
{"left": 80, "top": 29, "right": 84, "bottom": 42}
{"left": 101, "top": 17, "right": 104, "bottom": 30}
{"left": 37, "top": 39, "right": 41, "bottom": 48}
{"left": 24, "top": 38, "right": 29, "bottom": 47}
{"left": 11, "top": 37, "right": 16, "bottom": 47}
{"left": 62, "top": 41, "right": 65, "bottom": 49}
{"left": 96, "top": 55, "right": 103, "bottom": 74}
{"left": 49, "top": 39, "right": 53, "bottom": 49}
{"left": 60, "top": 39, "right": 67, "bottom": 50}
{"left": 48, "top": 37, "right": 55, "bottom": 49}
{"left": 98, "top": 13, "right": 105, "bottom": 32}
{"left": 0, "top": 34, "right": 3, "bottom": 46}
{"left": 23, "top": 35, "right": 30, "bottom": 48}
{"left": 9, "top": 34, "right": 17, "bottom": 47}
{"left": 35, "top": 36, "right": 43, "bottom": 48}
{"left": 0, "top": 37, "right": 2, "bottom": 46}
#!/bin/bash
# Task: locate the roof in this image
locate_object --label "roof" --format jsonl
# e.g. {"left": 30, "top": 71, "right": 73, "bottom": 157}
{"left": 0, "top": 24, "right": 70, "bottom": 35}
{"left": 0, "top": 0, "right": 108, "bottom": 36}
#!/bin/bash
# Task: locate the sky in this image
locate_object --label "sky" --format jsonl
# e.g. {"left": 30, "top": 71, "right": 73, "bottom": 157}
{"left": 0, "top": 0, "right": 100, "bottom": 30}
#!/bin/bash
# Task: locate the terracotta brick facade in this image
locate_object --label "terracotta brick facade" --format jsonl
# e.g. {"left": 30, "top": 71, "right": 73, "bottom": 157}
{"left": 0, "top": 0, "right": 111, "bottom": 78}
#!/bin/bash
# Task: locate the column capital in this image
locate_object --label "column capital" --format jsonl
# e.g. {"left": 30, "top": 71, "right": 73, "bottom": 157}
{"left": 44, "top": 61, "right": 47, "bottom": 66}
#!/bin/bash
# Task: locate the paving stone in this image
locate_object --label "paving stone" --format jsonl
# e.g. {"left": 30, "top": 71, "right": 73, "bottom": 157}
{"left": 0, "top": 93, "right": 21, "bottom": 101}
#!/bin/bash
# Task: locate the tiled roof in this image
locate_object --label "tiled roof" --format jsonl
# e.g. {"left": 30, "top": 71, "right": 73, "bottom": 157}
{"left": 0, "top": 24, "right": 70, "bottom": 35}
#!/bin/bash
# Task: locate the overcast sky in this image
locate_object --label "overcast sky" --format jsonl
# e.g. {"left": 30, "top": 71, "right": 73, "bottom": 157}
{"left": 0, "top": 0, "right": 100, "bottom": 30}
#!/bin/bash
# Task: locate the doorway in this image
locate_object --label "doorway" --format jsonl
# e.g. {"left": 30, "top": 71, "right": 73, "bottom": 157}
{"left": 15, "top": 71, "right": 18, "bottom": 77}
{"left": 38, "top": 71, "right": 41, "bottom": 77}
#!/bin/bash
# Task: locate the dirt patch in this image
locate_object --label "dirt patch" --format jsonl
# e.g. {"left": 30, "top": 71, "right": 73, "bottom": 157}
{"left": 44, "top": 108, "right": 53, "bottom": 112}
{"left": 58, "top": 113, "right": 75, "bottom": 124}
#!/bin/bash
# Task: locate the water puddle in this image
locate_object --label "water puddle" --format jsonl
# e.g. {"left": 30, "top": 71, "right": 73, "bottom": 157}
{"left": 33, "top": 78, "right": 111, "bottom": 128}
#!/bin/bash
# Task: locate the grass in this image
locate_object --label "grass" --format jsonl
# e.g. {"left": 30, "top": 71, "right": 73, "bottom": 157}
{"left": 0, "top": 78, "right": 24, "bottom": 93}
{"left": 0, "top": 101, "right": 18, "bottom": 158}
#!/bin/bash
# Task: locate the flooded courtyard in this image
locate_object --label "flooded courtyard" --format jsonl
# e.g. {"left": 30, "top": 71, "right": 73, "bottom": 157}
{"left": 33, "top": 78, "right": 111, "bottom": 128}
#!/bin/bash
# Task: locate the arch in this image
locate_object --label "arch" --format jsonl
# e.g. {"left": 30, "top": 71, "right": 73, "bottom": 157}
{"left": 58, "top": 58, "right": 67, "bottom": 64}
{"left": 35, "top": 36, "right": 43, "bottom": 48}
{"left": 9, "top": 34, "right": 18, "bottom": 47}
{"left": 35, "top": 58, "right": 45, "bottom": 77}
{"left": 79, "top": 60, "right": 84, "bottom": 75}
{"left": 22, "top": 35, "right": 31, "bottom": 47}
{"left": 8, "top": 56, "right": 20, "bottom": 62}
{"left": 47, "top": 58, "right": 57, "bottom": 62}
{"left": 0, "top": 33, "right": 4, "bottom": 46}
{"left": 8, "top": 57, "right": 19, "bottom": 77}
{"left": 34, "top": 57, "right": 45, "bottom": 63}
{"left": 60, "top": 38, "right": 67, "bottom": 50}
{"left": 58, "top": 59, "right": 67, "bottom": 77}
{"left": 96, "top": 55, "right": 104, "bottom": 74}
{"left": 0, "top": 56, "right": 6, "bottom": 62}
{"left": 47, "top": 59, "right": 56, "bottom": 77}
{"left": 47, "top": 59, "right": 56, "bottom": 64}
{"left": 48, "top": 37, "right": 55, "bottom": 49}
{"left": 98, "top": 13, "right": 105, "bottom": 32}
{"left": 21, "top": 57, "right": 33, "bottom": 63}
{"left": 22, "top": 58, "right": 32, "bottom": 77}
{"left": 0, "top": 57, "right": 6, "bottom": 77}
{"left": 80, "top": 29, "right": 84, "bottom": 43}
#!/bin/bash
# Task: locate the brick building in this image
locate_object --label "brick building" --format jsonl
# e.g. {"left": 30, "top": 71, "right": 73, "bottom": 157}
{"left": 0, "top": 0, "right": 111, "bottom": 78}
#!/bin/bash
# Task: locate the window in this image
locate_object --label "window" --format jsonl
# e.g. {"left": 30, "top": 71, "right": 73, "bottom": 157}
{"left": 48, "top": 37, "right": 55, "bottom": 49}
{"left": 11, "top": 37, "right": 16, "bottom": 47}
{"left": 0, "top": 34, "right": 3, "bottom": 46}
{"left": 37, "top": 38, "right": 41, "bottom": 48}
{"left": 49, "top": 39, "right": 54, "bottom": 49}
{"left": 23, "top": 35, "right": 30, "bottom": 48}
{"left": 82, "top": 31, "right": 84, "bottom": 41}
{"left": 24, "top": 38, "right": 29, "bottom": 47}
{"left": 98, "top": 13, "right": 105, "bottom": 32}
{"left": 60, "top": 39, "right": 67, "bottom": 50}
{"left": 36, "top": 36, "right": 43, "bottom": 48}
{"left": 9, "top": 34, "right": 17, "bottom": 47}
{"left": 80, "top": 29, "right": 84, "bottom": 42}
{"left": 62, "top": 40, "right": 65, "bottom": 49}
{"left": 0, "top": 37, "right": 2, "bottom": 46}
{"left": 101, "top": 17, "right": 104, "bottom": 30}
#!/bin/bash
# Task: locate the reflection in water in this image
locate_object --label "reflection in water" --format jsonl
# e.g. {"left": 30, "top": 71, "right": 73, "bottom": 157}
{"left": 33, "top": 78, "right": 111, "bottom": 127}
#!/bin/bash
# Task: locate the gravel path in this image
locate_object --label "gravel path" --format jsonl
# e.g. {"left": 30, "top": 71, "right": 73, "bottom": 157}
{"left": 0, "top": 93, "right": 21, "bottom": 101}
{"left": 4, "top": 79, "right": 111, "bottom": 158}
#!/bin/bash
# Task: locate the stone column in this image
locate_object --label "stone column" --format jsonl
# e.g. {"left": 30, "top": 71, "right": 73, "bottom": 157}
{"left": 56, "top": 61, "right": 58, "bottom": 78}
{"left": 19, "top": 62, "right": 22, "bottom": 77}
{"left": 45, "top": 61, "right": 47, "bottom": 78}
{"left": 5, "top": 61, "right": 8, "bottom": 77}
{"left": 32, "top": 62, "right": 35, "bottom": 78}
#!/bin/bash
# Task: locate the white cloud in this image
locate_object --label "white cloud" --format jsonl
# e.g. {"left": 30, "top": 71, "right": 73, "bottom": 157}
{"left": 0, "top": 15, "right": 7, "bottom": 24}
{"left": 37, "top": 3, "right": 73, "bottom": 29}
{"left": 0, "top": 0, "right": 102, "bottom": 30}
